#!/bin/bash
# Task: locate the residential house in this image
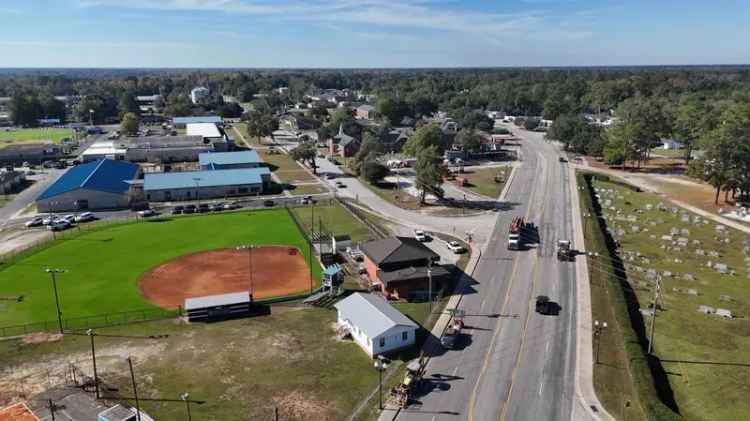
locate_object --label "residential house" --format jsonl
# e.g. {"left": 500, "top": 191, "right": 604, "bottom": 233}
{"left": 361, "top": 237, "right": 452, "bottom": 300}
{"left": 379, "top": 127, "right": 413, "bottom": 153}
{"left": 190, "top": 86, "right": 210, "bottom": 104}
{"left": 136, "top": 95, "right": 162, "bottom": 114}
{"left": 278, "top": 114, "right": 322, "bottom": 132}
{"left": 355, "top": 104, "right": 376, "bottom": 120}
{"left": 330, "top": 125, "right": 360, "bottom": 158}
{"left": 661, "top": 138, "right": 684, "bottom": 150}
{"left": 334, "top": 292, "right": 418, "bottom": 357}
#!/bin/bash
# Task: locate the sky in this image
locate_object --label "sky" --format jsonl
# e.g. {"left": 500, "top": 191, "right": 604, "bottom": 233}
{"left": 0, "top": 0, "right": 748, "bottom": 68}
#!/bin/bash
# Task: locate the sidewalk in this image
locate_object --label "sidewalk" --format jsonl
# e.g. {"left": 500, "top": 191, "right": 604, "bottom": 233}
{"left": 569, "top": 166, "right": 616, "bottom": 421}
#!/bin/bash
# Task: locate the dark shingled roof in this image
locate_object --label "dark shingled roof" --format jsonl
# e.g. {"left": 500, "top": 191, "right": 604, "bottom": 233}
{"left": 361, "top": 236, "right": 439, "bottom": 266}
{"left": 378, "top": 265, "right": 452, "bottom": 286}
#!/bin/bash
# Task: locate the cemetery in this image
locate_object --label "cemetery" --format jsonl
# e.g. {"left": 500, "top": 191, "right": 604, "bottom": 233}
{"left": 589, "top": 177, "right": 750, "bottom": 420}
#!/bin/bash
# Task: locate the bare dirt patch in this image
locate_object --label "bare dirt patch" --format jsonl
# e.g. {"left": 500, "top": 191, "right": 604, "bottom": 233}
{"left": 0, "top": 403, "right": 37, "bottom": 421}
{"left": 271, "top": 391, "right": 336, "bottom": 421}
{"left": 138, "top": 246, "right": 311, "bottom": 308}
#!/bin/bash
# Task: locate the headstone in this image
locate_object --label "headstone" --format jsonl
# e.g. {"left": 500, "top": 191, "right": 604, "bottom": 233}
{"left": 650, "top": 234, "right": 657, "bottom": 240}
{"left": 677, "top": 237, "right": 689, "bottom": 247}
{"left": 683, "top": 273, "right": 695, "bottom": 281}
{"left": 716, "top": 308, "right": 732, "bottom": 319}
{"left": 695, "top": 249, "right": 705, "bottom": 256}
{"left": 671, "top": 206, "right": 679, "bottom": 213}
{"left": 663, "top": 271, "right": 673, "bottom": 278}
{"left": 670, "top": 227, "right": 680, "bottom": 236}
{"left": 641, "top": 308, "right": 655, "bottom": 316}
{"left": 661, "top": 235, "right": 674, "bottom": 242}
{"left": 719, "top": 294, "right": 731, "bottom": 302}
{"left": 716, "top": 224, "right": 726, "bottom": 232}
{"left": 645, "top": 204, "right": 654, "bottom": 211}
{"left": 715, "top": 263, "right": 729, "bottom": 274}
{"left": 646, "top": 269, "right": 657, "bottom": 280}
{"left": 698, "top": 305, "right": 715, "bottom": 314}
{"left": 708, "top": 251, "right": 720, "bottom": 258}
{"left": 687, "top": 288, "right": 698, "bottom": 295}
{"left": 674, "top": 258, "right": 683, "bottom": 263}
{"left": 681, "top": 228, "right": 690, "bottom": 236}
{"left": 632, "top": 225, "right": 641, "bottom": 233}
{"left": 681, "top": 214, "right": 690, "bottom": 223}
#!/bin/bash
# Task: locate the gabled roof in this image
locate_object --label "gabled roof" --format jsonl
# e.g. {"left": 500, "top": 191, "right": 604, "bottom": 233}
{"left": 199, "top": 150, "right": 261, "bottom": 166}
{"left": 361, "top": 237, "right": 439, "bottom": 266}
{"left": 37, "top": 159, "right": 139, "bottom": 200}
{"left": 334, "top": 292, "right": 417, "bottom": 338}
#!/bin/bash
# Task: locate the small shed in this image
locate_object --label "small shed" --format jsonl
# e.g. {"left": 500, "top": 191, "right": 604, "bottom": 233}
{"left": 98, "top": 405, "right": 136, "bottom": 421}
{"left": 185, "top": 291, "right": 252, "bottom": 322}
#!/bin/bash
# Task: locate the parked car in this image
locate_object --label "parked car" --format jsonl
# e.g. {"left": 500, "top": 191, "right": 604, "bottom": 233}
{"left": 198, "top": 204, "right": 210, "bottom": 213}
{"left": 263, "top": 200, "right": 275, "bottom": 207}
{"left": 47, "top": 220, "right": 70, "bottom": 231}
{"left": 138, "top": 209, "right": 156, "bottom": 217}
{"left": 325, "top": 174, "right": 336, "bottom": 180}
{"left": 446, "top": 241, "right": 465, "bottom": 254}
{"left": 41, "top": 216, "right": 56, "bottom": 225}
{"left": 211, "top": 203, "right": 225, "bottom": 211}
{"left": 25, "top": 217, "right": 44, "bottom": 228}
{"left": 414, "top": 230, "right": 429, "bottom": 242}
{"left": 62, "top": 214, "right": 77, "bottom": 223}
{"left": 75, "top": 212, "right": 96, "bottom": 222}
{"left": 183, "top": 205, "right": 197, "bottom": 214}
{"left": 223, "top": 202, "right": 240, "bottom": 210}
{"left": 336, "top": 181, "right": 346, "bottom": 188}
{"left": 171, "top": 205, "right": 184, "bottom": 215}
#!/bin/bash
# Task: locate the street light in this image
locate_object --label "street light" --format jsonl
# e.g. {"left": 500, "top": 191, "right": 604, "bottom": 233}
{"left": 86, "top": 329, "right": 100, "bottom": 399}
{"left": 181, "top": 392, "right": 192, "bottom": 421}
{"left": 45, "top": 268, "right": 67, "bottom": 333}
{"left": 374, "top": 356, "right": 389, "bottom": 410}
{"left": 236, "top": 244, "right": 255, "bottom": 298}
{"left": 594, "top": 320, "right": 608, "bottom": 364}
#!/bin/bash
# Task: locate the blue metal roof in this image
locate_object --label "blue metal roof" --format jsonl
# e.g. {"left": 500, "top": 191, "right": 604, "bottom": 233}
{"left": 143, "top": 167, "right": 270, "bottom": 191}
{"left": 199, "top": 150, "right": 261, "bottom": 167}
{"left": 172, "top": 116, "right": 222, "bottom": 125}
{"left": 37, "top": 159, "right": 140, "bottom": 200}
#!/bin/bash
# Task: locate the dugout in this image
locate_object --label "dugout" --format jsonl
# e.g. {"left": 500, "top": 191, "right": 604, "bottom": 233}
{"left": 184, "top": 291, "right": 253, "bottom": 322}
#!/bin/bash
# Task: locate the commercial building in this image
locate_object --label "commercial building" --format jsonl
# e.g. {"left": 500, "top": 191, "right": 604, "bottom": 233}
{"left": 334, "top": 292, "right": 417, "bottom": 357}
{"left": 36, "top": 159, "right": 140, "bottom": 212}
{"left": 190, "top": 86, "right": 210, "bottom": 104}
{"left": 361, "top": 237, "right": 451, "bottom": 300}
{"left": 120, "top": 136, "right": 229, "bottom": 163}
{"left": 172, "top": 115, "right": 223, "bottom": 128}
{"left": 199, "top": 150, "right": 262, "bottom": 170}
{"left": 136, "top": 94, "right": 162, "bottom": 113}
{"left": 143, "top": 167, "right": 271, "bottom": 202}
{"left": 187, "top": 123, "right": 226, "bottom": 142}
{"left": 81, "top": 141, "right": 127, "bottom": 162}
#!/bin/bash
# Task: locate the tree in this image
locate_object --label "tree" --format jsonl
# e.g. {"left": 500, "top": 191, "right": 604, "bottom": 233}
{"left": 39, "top": 95, "right": 66, "bottom": 122}
{"left": 163, "top": 94, "right": 192, "bottom": 117}
{"left": 673, "top": 98, "right": 714, "bottom": 162}
{"left": 414, "top": 146, "right": 445, "bottom": 204}
{"left": 118, "top": 92, "right": 140, "bottom": 117}
{"left": 403, "top": 123, "right": 445, "bottom": 156}
{"left": 361, "top": 158, "right": 389, "bottom": 184}
{"left": 604, "top": 97, "right": 668, "bottom": 169}
{"left": 244, "top": 110, "right": 275, "bottom": 142}
{"left": 456, "top": 128, "right": 482, "bottom": 153}
{"left": 376, "top": 98, "right": 410, "bottom": 125}
{"left": 290, "top": 142, "right": 318, "bottom": 174}
{"left": 547, "top": 113, "right": 603, "bottom": 155}
{"left": 352, "top": 132, "right": 383, "bottom": 175}
{"left": 120, "top": 112, "right": 140, "bottom": 136}
{"left": 8, "top": 94, "right": 43, "bottom": 127}
{"left": 218, "top": 102, "right": 243, "bottom": 118}
{"left": 461, "top": 111, "right": 493, "bottom": 132}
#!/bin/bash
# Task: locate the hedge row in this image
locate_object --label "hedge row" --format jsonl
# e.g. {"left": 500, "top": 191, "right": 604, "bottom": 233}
{"left": 578, "top": 171, "right": 681, "bottom": 421}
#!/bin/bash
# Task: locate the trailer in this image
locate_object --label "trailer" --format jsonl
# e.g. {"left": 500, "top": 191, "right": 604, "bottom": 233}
{"left": 508, "top": 216, "right": 524, "bottom": 250}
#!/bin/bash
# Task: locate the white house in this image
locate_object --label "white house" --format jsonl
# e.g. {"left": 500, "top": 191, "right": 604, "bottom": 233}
{"left": 334, "top": 292, "right": 418, "bottom": 357}
{"left": 661, "top": 138, "right": 684, "bottom": 150}
{"left": 191, "top": 86, "right": 210, "bottom": 104}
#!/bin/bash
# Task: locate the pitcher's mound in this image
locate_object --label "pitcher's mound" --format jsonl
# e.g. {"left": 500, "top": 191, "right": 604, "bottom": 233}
{"left": 139, "top": 246, "right": 310, "bottom": 308}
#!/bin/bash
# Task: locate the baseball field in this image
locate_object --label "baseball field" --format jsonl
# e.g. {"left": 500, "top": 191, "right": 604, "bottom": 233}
{"left": 0, "top": 209, "right": 321, "bottom": 328}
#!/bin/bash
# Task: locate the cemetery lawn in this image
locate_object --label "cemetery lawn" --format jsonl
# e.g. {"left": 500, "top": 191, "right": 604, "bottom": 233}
{"left": 592, "top": 178, "right": 750, "bottom": 421}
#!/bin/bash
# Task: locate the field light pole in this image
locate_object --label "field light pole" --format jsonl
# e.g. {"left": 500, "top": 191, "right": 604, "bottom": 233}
{"left": 593, "top": 320, "right": 607, "bottom": 364}
{"left": 647, "top": 276, "right": 662, "bottom": 355}
{"left": 236, "top": 245, "right": 255, "bottom": 298}
{"left": 86, "top": 329, "right": 100, "bottom": 399}
{"left": 374, "top": 356, "right": 389, "bottom": 410}
{"left": 46, "top": 268, "right": 67, "bottom": 334}
{"left": 127, "top": 357, "right": 142, "bottom": 421}
{"left": 181, "top": 392, "right": 192, "bottom": 421}
{"left": 193, "top": 178, "right": 201, "bottom": 208}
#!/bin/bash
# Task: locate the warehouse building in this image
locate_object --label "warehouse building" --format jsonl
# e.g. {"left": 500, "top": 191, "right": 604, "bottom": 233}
{"left": 81, "top": 141, "right": 127, "bottom": 162}
{"left": 36, "top": 159, "right": 140, "bottom": 212}
{"left": 172, "top": 115, "right": 222, "bottom": 128}
{"left": 0, "top": 143, "right": 65, "bottom": 165}
{"left": 143, "top": 167, "right": 271, "bottom": 202}
{"left": 187, "top": 122, "right": 228, "bottom": 143}
{"left": 199, "top": 150, "right": 262, "bottom": 170}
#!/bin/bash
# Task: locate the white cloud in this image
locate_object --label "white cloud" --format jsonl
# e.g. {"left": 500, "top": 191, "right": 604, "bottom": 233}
{"left": 75, "top": 0, "right": 594, "bottom": 42}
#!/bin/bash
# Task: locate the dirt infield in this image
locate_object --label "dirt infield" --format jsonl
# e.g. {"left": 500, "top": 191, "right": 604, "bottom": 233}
{"left": 139, "top": 246, "right": 311, "bottom": 308}
{"left": 0, "top": 403, "right": 38, "bottom": 421}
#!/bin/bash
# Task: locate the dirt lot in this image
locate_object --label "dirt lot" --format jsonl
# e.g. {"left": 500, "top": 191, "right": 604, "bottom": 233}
{"left": 0, "top": 403, "right": 37, "bottom": 421}
{"left": 139, "top": 246, "right": 311, "bottom": 307}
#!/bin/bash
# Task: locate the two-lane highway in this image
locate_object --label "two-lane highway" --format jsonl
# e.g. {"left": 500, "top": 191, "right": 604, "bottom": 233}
{"left": 396, "top": 127, "right": 579, "bottom": 421}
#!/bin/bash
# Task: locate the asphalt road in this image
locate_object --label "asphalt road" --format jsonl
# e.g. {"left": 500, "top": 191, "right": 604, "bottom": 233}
{"left": 395, "top": 126, "right": 579, "bottom": 421}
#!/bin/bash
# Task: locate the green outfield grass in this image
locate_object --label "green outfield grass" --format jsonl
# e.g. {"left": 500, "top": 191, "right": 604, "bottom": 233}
{"left": 0, "top": 209, "right": 321, "bottom": 327}
{"left": 0, "top": 127, "right": 74, "bottom": 148}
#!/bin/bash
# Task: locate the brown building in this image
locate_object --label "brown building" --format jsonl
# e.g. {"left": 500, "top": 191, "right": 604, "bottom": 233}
{"left": 361, "top": 237, "right": 451, "bottom": 301}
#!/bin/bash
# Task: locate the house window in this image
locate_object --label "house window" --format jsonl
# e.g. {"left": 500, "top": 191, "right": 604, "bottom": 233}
{"left": 402, "top": 331, "right": 408, "bottom": 341}
{"left": 379, "top": 337, "right": 385, "bottom": 348}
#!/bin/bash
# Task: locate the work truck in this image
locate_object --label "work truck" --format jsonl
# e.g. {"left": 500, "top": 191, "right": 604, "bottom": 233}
{"left": 508, "top": 216, "right": 524, "bottom": 250}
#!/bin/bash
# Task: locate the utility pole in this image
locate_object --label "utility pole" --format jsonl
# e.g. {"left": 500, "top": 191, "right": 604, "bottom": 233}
{"left": 46, "top": 268, "right": 67, "bottom": 334}
{"left": 127, "top": 357, "right": 142, "bottom": 421}
{"left": 48, "top": 399, "right": 56, "bottom": 421}
{"left": 87, "top": 329, "right": 100, "bottom": 399}
{"left": 427, "top": 260, "right": 433, "bottom": 313}
{"left": 594, "top": 320, "right": 607, "bottom": 364}
{"left": 193, "top": 178, "right": 201, "bottom": 208}
{"left": 647, "top": 276, "right": 661, "bottom": 355}
{"left": 181, "top": 392, "right": 192, "bottom": 421}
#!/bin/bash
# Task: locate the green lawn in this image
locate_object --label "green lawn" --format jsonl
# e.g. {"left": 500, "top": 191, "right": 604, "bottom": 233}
{"left": 290, "top": 202, "right": 374, "bottom": 243}
{"left": 590, "top": 176, "right": 750, "bottom": 421}
{"left": 259, "top": 149, "right": 317, "bottom": 184}
{"left": 0, "top": 127, "right": 74, "bottom": 148}
{"left": 0, "top": 209, "right": 321, "bottom": 327}
{"left": 460, "top": 166, "right": 510, "bottom": 198}
{"left": 0, "top": 308, "right": 379, "bottom": 421}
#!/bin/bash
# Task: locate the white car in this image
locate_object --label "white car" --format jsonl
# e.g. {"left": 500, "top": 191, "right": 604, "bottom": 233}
{"left": 47, "top": 220, "right": 70, "bottom": 231}
{"left": 25, "top": 217, "right": 44, "bottom": 228}
{"left": 446, "top": 241, "right": 465, "bottom": 254}
{"left": 75, "top": 212, "right": 96, "bottom": 222}
{"left": 41, "top": 216, "right": 56, "bottom": 225}
{"left": 138, "top": 209, "right": 156, "bottom": 217}
{"left": 414, "top": 230, "right": 427, "bottom": 242}
{"left": 62, "top": 214, "right": 77, "bottom": 223}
